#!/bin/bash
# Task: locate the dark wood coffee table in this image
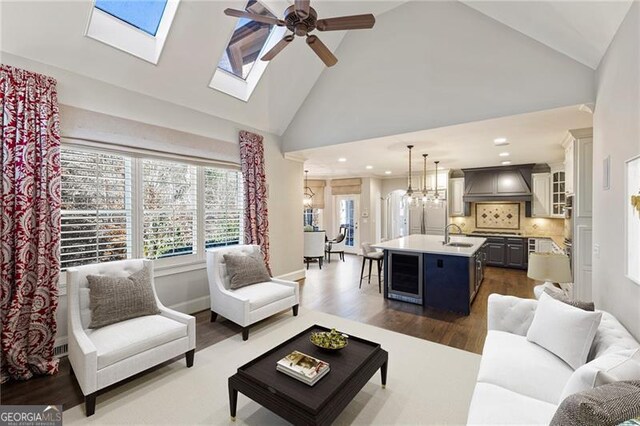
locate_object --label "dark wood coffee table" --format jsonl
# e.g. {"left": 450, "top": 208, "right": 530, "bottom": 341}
{"left": 228, "top": 324, "right": 388, "bottom": 426}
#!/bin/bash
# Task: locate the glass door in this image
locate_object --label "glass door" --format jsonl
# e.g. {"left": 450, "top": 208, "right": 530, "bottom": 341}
{"left": 335, "top": 195, "right": 359, "bottom": 253}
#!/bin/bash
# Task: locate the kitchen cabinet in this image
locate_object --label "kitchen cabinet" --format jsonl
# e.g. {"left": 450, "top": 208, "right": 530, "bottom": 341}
{"left": 506, "top": 238, "right": 527, "bottom": 268}
{"left": 449, "top": 178, "right": 465, "bottom": 217}
{"left": 482, "top": 236, "right": 527, "bottom": 269}
{"left": 532, "top": 173, "right": 551, "bottom": 217}
{"left": 564, "top": 142, "right": 575, "bottom": 195}
{"left": 424, "top": 171, "right": 449, "bottom": 192}
{"left": 551, "top": 169, "right": 566, "bottom": 217}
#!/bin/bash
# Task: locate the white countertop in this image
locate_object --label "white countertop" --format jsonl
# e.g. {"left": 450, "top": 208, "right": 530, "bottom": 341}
{"left": 372, "top": 234, "right": 487, "bottom": 257}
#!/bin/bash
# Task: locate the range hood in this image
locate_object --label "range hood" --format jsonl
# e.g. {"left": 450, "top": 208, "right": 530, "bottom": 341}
{"left": 462, "top": 164, "right": 535, "bottom": 203}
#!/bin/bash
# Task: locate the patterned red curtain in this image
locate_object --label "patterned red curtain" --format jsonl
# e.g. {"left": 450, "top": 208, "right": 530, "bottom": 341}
{"left": 0, "top": 65, "right": 61, "bottom": 383}
{"left": 239, "top": 130, "right": 271, "bottom": 273}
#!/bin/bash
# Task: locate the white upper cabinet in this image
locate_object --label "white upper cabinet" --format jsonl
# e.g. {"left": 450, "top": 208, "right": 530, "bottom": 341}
{"left": 449, "top": 177, "right": 465, "bottom": 217}
{"left": 564, "top": 142, "right": 575, "bottom": 195}
{"left": 532, "top": 173, "right": 551, "bottom": 217}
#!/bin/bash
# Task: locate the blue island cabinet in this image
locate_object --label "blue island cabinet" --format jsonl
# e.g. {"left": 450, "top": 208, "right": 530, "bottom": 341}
{"left": 424, "top": 254, "right": 477, "bottom": 315}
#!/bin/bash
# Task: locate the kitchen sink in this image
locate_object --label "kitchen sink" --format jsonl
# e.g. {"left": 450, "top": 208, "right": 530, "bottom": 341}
{"left": 446, "top": 242, "right": 474, "bottom": 248}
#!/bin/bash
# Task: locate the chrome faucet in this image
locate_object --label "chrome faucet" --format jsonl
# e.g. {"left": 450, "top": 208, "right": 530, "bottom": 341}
{"left": 444, "top": 224, "right": 463, "bottom": 245}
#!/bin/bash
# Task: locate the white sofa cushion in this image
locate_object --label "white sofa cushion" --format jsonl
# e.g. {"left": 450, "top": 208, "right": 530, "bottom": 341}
{"left": 232, "top": 281, "right": 295, "bottom": 311}
{"left": 87, "top": 315, "right": 187, "bottom": 369}
{"left": 589, "top": 312, "right": 640, "bottom": 360}
{"left": 561, "top": 348, "right": 640, "bottom": 400}
{"left": 526, "top": 292, "right": 602, "bottom": 370}
{"left": 478, "top": 330, "right": 573, "bottom": 404}
{"left": 467, "top": 382, "right": 558, "bottom": 425}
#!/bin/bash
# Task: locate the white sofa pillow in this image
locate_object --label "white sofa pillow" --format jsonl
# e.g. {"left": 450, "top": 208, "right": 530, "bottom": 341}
{"left": 526, "top": 292, "right": 602, "bottom": 370}
{"left": 560, "top": 348, "right": 640, "bottom": 401}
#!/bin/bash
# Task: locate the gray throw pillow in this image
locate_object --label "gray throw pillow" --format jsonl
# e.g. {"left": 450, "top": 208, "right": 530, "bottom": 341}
{"left": 87, "top": 267, "right": 160, "bottom": 329}
{"left": 224, "top": 252, "right": 271, "bottom": 289}
{"left": 544, "top": 288, "right": 595, "bottom": 311}
{"left": 551, "top": 380, "right": 640, "bottom": 426}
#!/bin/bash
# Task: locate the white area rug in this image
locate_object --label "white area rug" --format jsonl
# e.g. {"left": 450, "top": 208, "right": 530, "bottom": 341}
{"left": 63, "top": 309, "right": 480, "bottom": 425}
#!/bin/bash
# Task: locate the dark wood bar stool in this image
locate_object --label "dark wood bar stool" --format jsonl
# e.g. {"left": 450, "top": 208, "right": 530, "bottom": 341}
{"left": 360, "top": 242, "right": 383, "bottom": 293}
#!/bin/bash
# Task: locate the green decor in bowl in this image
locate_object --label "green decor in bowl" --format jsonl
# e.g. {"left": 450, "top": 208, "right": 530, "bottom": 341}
{"left": 310, "top": 328, "right": 349, "bottom": 351}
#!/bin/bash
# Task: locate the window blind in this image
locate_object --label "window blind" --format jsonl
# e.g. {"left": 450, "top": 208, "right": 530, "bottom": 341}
{"left": 204, "top": 167, "right": 243, "bottom": 248}
{"left": 60, "top": 148, "right": 132, "bottom": 269}
{"left": 143, "top": 158, "right": 198, "bottom": 259}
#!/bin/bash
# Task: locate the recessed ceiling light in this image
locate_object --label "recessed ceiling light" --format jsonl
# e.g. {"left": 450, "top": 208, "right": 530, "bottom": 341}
{"left": 501, "top": 161, "right": 512, "bottom": 165}
{"left": 499, "top": 152, "right": 510, "bottom": 157}
{"left": 384, "top": 171, "right": 392, "bottom": 175}
{"left": 366, "top": 165, "right": 373, "bottom": 170}
{"left": 338, "top": 158, "right": 347, "bottom": 162}
{"left": 494, "top": 138, "right": 509, "bottom": 146}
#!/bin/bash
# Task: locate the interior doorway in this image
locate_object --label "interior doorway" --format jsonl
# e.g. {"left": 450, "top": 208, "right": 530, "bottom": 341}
{"left": 335, "top": 195, "right": 359, "bottom": 253}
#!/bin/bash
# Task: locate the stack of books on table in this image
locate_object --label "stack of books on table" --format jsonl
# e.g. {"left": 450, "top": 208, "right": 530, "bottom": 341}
{"left": 276, "top": 351, "right": 330, "bottom": 386}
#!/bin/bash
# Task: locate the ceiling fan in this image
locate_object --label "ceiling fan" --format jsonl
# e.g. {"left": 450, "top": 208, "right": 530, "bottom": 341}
{"left": 224, "top": 0, "right": 376, "bottom": 67}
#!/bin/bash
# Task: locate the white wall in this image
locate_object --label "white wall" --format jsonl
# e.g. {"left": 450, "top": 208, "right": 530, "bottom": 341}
{"left": 0, "top": 53, "right": 304, "bottom": 343}
{"left": 593, "top": 2, "right": 640, "bottom": 339}
{"left": 282, "top": 1, "right": 595, "bottom": 152}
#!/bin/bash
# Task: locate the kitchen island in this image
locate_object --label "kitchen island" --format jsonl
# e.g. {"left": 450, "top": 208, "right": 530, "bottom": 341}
{"left": 373, "top": 235, "right": 487, "bottom": 315}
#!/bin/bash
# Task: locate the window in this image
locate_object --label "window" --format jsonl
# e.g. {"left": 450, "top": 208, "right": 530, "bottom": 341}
{"left": 209, "top": 0, "right": 286, "bottom": 101}
{"left": 86, "top": 0, "right": 180, "bottom": 64}
{"left": 60, "top": 149, "right": 132, "bottom": 269}
{"left": 217, "top": 1, "right": 276, "bottom": 80}
{"left": 94, "top": 0, "right": 167, "bottom": 36}
{"left": 204, "top": 168, "right": 244, "bottom": 248}
{"left": 143, "top": 159, "right": 198, "bottom": 259}
{"left": 59, "top": 145, "right": 243, "bottom": 272}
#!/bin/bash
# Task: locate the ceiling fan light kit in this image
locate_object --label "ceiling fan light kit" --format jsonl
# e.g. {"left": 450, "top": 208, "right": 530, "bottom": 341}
{"left": 224, "top": 0, "right": 375, "bottom": 67}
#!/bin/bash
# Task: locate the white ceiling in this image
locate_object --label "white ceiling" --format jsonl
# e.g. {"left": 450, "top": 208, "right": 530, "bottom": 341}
{"left": 462, "top": 0, "right": 633, "bottom": 69}
{"left": 0, "top": 0, "right": 401, "bottom": 136}
{"left": 293, "top": 105, "right": 593, "bottom": 178}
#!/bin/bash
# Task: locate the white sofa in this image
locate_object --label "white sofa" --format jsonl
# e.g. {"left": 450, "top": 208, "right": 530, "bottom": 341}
{"left": 67, "top": 259, "right": 196, "bottom": 416}
{"left": 467, "top": 294, "right": 640, "bottom": 425}
{"left": 206, "top": 245, "right": 299, "bottom": 340}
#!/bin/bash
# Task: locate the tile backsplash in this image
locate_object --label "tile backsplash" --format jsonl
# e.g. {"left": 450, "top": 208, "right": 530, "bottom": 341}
{"left": 450, "top": 202, "right": 564, "bottom": 236}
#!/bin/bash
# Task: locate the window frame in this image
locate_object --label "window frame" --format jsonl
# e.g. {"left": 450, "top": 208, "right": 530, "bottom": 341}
{"left": 209, "top": 0, "right": 286, "bottom": 102}
{"left": 58, "top": 140, "right": 243, "bottom": 292}
{"left": 85, "top": 0, "right": 180, "bottom": 65}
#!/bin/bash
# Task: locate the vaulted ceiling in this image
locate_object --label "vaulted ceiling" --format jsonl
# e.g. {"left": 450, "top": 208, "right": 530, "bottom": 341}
{"left": 0, "top": 0, "right": 402, "bottom": 136}
{"left": 0, "top": 0, "right": 632, "bottom": 140}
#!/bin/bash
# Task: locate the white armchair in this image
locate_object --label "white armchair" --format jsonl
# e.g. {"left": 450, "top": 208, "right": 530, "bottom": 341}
{"left": 304, "top": 231, "right": 326, "bottom": 269}
{"left": 67, "top": 259, "right": 196, "bottom": 416}
{"left": 206, "top": 245, "right": 299, "bottom": 341}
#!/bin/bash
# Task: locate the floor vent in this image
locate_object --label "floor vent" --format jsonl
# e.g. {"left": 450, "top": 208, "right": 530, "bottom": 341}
{"left": 54, "top": 343, "right": 68, "bottom": 358}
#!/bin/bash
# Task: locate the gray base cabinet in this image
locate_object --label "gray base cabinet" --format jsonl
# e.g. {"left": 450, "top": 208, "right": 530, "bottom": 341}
{"left": 476, "top": 236, "right": 528, "bottom": 270}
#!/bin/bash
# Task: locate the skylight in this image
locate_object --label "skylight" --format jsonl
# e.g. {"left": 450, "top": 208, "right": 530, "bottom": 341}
{"left": 217, "top": 1, "right": 276, "bottom": 80}
{"left": 95, "top": 0, "right": 168, "bottom": 36}
{"left": 86, "top": 0, "right": 180, "bottom": 64}
{"left": 210, "top": 0, "right": 285, "bottom": 101}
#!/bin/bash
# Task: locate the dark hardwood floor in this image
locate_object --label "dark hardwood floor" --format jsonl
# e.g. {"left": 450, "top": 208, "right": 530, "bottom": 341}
{"left": 1, "top": 253, "right": 536, "bottom": 410}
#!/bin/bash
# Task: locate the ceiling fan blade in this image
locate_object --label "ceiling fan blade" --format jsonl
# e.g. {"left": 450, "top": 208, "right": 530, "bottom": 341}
{"left": 261, "top": 35, "right": 295, "bottom": 61}
{"left": 316, "top": 14, "right": 376, "bottom": 31}
{"left": 294, "top": 0, "right": 310, "bottom": 18}
{"left": 224, "top": 8, "right": 285, "bottom": 26}
{"left": 306, "top": 35, "right": 338, "bottom": 67}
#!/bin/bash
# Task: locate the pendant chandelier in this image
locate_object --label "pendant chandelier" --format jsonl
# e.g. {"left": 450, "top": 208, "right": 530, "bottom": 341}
{"left": 404, "top": 145, "right": 415, "bottom": 203}
{"left": 303, "top": 170, "right": 315, "bottom": 207}
{"left": 421, "top": 154, "right": 429, "bottom": 202}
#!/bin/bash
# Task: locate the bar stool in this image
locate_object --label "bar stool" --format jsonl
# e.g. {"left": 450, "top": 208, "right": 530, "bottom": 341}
{"left": 360, "top": 242, "right": 383, "bottom": 293}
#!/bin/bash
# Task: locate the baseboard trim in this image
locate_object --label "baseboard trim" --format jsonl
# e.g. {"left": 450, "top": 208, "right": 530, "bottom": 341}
{"left": 277, "top": 269, "right": 305, "bottom": 282}
{"left": 169, "top": 295, "right": 210, "bottom": 314}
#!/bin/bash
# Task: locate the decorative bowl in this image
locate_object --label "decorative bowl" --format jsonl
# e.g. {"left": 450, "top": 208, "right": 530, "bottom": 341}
{"left": 310, "top": 328, "right": 349, "bottom": 351}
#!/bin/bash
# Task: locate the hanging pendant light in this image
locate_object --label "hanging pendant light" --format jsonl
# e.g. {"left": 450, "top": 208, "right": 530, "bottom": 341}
{"left": 421, "top": 154, "right": 430, "bottom": 203}
{"left": 303, "top": 170, "right": 315, "bottom": 207}
{"left": 404, "top": 145, "right": 415, "bottom": 203}
{"left": 433, "top": 160, "right": 441, "bottom": 203}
